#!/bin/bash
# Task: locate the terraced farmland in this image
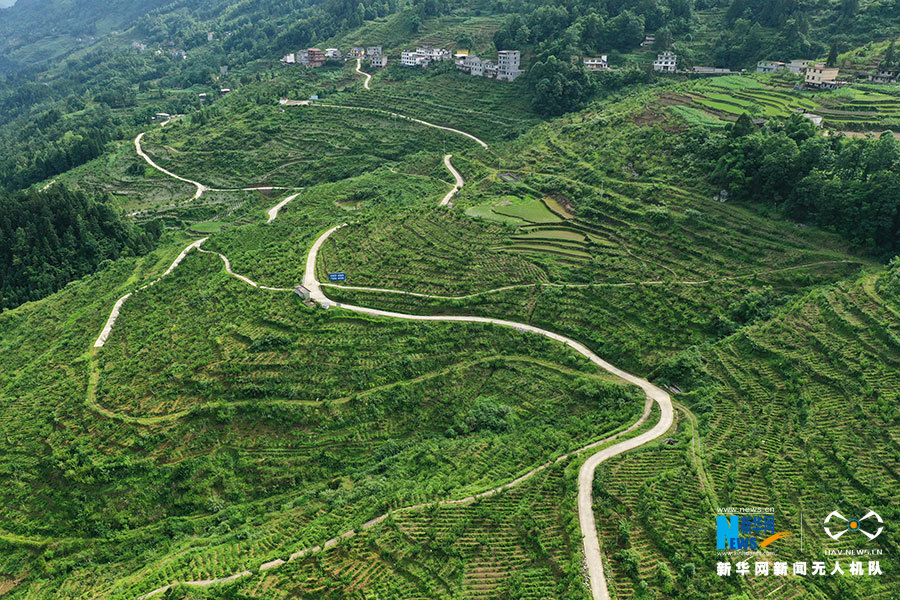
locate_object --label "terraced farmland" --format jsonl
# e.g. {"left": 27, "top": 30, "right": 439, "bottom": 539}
{"left": 139, "top": 102, "right": 473, "bottom": 189}
{"left": 185, "top": 463, "right": 586, "bottom": 599}
{"left": 323, "top": 69, "right": 542, "bottom": 144}
{"left": 677, "top": 76, "right": 900, "bottom": 131}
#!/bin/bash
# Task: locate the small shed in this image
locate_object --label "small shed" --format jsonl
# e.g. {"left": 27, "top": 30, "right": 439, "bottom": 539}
{"left": 294, "top": 285, "right": 311, "bottom": 300}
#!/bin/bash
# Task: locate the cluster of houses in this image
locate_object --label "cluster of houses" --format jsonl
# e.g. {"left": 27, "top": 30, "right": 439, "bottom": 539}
{"left": 280, "top": 43, "right": 525, "bottom": 82}
{"left": 401, "top": 46, "right": 453, "bottom": 67}
{"left": 756, "top": 59, "right": 845, "bottom": 89}
{"left": 456, "top": 50, "right": 523, "bottom": 81}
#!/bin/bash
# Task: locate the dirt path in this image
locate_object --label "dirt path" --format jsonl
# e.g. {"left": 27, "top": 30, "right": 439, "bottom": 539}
{"left": 440, "top": 154, "right": 464, "bottom": 206}
{"left": 128, "top": 223, "right": 673, "bottom": 599}
{"left": 266, "top": 192, "right": 300, "bottom": 222}
{"left": 94, "top": 238, "right": 207, "bottom": 348}
{"left": 135, "top": 132, "right": 207, "bottom": 200}
{"left": 286, "top": 102, "right": 490, "bottom": 149}
{"left": 355, "top": 58, "right": 372, "bottom": 90}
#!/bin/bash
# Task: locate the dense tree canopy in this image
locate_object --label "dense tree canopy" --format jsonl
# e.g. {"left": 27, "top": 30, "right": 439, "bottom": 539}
{"left": 525, "top": 55, "right": 599, "bottom": 116}
{"left": 679, "top": 115, "right": 900, "bottom": 256}
{"left": 0, "top": 185, "right": 161, "bottom": 309}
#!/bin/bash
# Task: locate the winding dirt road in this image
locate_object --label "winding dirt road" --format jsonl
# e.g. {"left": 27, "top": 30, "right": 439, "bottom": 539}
{"left": 94, "top": 238, "right": 207, "bottom": 348}
{"left": 135, "top": 132, "right": 302, "bottom": 200}
{"left": 355, "top": 58, "right": 372, "bottom": 90}
{"left": 120, "top": 108, "right": 668, "bottom": 599}
{"left": 126, "top": 219, "right": 672, "bottom": 600}
{"left": 440, "top": 154, "right": 464, "bottom": 206}
{"left": 305, "top": 225, "right": 674, "bottom": 600}
{"left": 266, "top": 192, "right": 300, "bottom": 222}
{"left": 135, "top": 132, "right": 207, "bottom": 200}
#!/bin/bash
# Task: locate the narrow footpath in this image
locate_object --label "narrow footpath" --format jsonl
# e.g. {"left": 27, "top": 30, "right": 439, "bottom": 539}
{"left": 355, "top": 58, "right": 372, "bottom": 89}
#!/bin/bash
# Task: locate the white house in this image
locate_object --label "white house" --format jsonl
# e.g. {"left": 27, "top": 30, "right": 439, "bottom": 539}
{"left": 324, "top": 48, "right": 341, "bottom": 58}
{"left": 584, "top": 56, "right": 609, "bottom": 71}
{"left": 458, "top": 52, "right": 522, "bottom": 81}
{"left": 756, "top": 60, "right": 785, "bottom": 74}
{"left": 788, "top": 59, "right": 812, "bottom": 74}
{"left": 281, "top": 53, "right": 296, "bottom": 65}
{"left": 401, "top": 46, "right": 452, "bottom": 67}
{"left": 653, "top": 51, "right": 677, "bottom": 73}
{"left": 496, "top": 50, "right": 522, "bottom": 81}
{"left": 401, "top": 50, "right": 426, "bottom": 67}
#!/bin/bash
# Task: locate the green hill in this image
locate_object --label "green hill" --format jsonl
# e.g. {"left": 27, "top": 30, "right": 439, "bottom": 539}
{"left": 1, "top": 2, "right": 900, "bottom": 599}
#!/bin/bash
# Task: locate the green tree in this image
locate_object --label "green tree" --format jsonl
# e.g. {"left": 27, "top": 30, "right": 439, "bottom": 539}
{"left": 526, "top": 56, "right": 599, "bottom": 116}
{"left": 826, "top": 42, "right": 838, "bottom": 67}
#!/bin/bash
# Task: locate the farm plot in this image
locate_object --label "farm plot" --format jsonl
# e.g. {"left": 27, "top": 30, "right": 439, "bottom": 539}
{"left": 324, "top": 70, "right": 542, "bottom": 144}
{"left": 200, "top": 463, "right": 585, "bottom": 600}
{"left": 139, "top": 103, "right": 470, "bottom": 189}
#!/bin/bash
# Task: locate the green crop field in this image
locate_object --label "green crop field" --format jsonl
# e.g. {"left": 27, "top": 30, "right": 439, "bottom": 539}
{"left": 671, "top": 75, "right": 900, "bottom": 131}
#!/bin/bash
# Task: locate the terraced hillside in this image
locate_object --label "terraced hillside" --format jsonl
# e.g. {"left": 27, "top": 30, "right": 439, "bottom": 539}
{"left": 589, "top": 266, "right": 900, "bottom": 599}
{"left": 0, "top": 190, "right": 652, "bottom": 598}
{"left": 177, "top": 463, "right": 589, "bottom": 600}
{"left": 139, "top": 102, "right": 476, "bottom": 189}
{"left": 317, "top": 100, "right": 868, "bottom": 371}
{"left": 674, "top": 75, "right": 900, "bottom": 131}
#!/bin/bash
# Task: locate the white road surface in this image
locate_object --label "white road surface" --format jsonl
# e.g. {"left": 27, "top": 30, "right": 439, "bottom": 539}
{"left": 440, "top": 154, "right": 464, "bottom": 206}
{"left": 355, "top": 58, "right": 372, "bottom": 89}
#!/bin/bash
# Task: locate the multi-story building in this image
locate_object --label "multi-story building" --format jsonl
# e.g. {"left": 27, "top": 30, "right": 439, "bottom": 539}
{"left": 653, "top": 51, "right": 677, "bottom": 73}
{"left": 401, "top": 50, "right": 426, "bottom": 67}
{"left": 496, "top": 50, "right": 522, "bottom": 81}
{"left": 788, "top": 59, "right": 812, "bottom": 74}
{"left": 370, "top": 55, "right": 387, "bottom": 68}
{"left": 804, "top": 63, "right": 839, "bottom": 87}
{"left": 756, "top": 60, "right": 786, "bottom": 74}
{"left": 366, "top": 46, "right": 382, "bottom": 57}
{"left": 457, "top": 51, "right": 523, "bottom": 81}
{"left": 584, "top": 56, "right": 609, "bottom": 71}
{"left": 307, "top": 48, "right": 325, "bottom": 68}
{"left": 324, "top": 48, "right": 342, "bottom": 58}
{"left": 349, "top": 47, "right": 365, "bottom": 58}
{"left": 401, "top": 46, "right": 452, "bottom": 67}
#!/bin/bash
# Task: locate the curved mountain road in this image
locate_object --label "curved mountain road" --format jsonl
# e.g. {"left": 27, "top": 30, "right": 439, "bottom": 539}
{"left": 135, "top": 132, "right": 207, "bottom": 200}
{"left": 305, "top": 225, "right": 674, "bottom": 600}
{"left": 355, "top": 58, "right": 372, "bottom": 89}
{"left": 121, "top": 113, "right": 667, "bottom": 599}
{"left": 135, "top": 132, "right": 302, "bottom": 200}
{"left": 440, "top": 154, "right": 464, "bottom": 206}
